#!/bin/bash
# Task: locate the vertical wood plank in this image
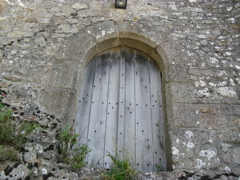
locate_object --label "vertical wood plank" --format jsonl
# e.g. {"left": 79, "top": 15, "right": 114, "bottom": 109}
{"left": 124, "top": 47, "right": 136, "bottom": 164}
{"left": 155, "top": 61, "right": 166, "bottom": 170}
{"left": 104, "top": 49, "right": 121, "bottom": 168}
{"left": 149, "top": 59, "right": 166, "bottom": 171}
{"left": 76, "top": 60, "right": 96, "bottom": 144}
{"left": 134, "top": 53, "right": 144, "bottom": 171}
{"left": 86, "top": 54, "right": 110, "bottom": 166}
{"left": 117, "top": 47, "right": 126, "bottom": 159}
{"left": 140, "top": 56, "right": 153, "bottom": 171}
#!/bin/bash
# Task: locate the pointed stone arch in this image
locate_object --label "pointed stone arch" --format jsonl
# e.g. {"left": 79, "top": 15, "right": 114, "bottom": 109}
{"left": 53, "top": 28, "right": 172, "bottom": 170}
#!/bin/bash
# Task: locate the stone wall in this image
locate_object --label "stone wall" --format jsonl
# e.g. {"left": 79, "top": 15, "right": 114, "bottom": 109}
{"left": 0, "top": 0, "right": 239, "bottom": 174}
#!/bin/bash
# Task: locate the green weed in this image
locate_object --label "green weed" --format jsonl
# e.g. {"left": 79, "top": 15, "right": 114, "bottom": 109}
{"left": 155, "top": 164, "right": 164, "bottom": 172}
{"left": 14, "top": 121, "right": 42, "bottom": 149}
{"left": 0, "top": 145, "right": 20, "bottom": 162}
{"left": 0, "top": 102, "right": 14, "bottom": 145}
{"left": 102, "top": 152, "right": 137, "bottom": 180}
{"left": 71, "top": 144, "right": 91, "bottom": 169}
{"left": 57, "top": 123, "right": 91, "bottom": 171}
{"left": 0, "top": 101, "right": 42, "bottom": 161}
{"left": 57, "top": 123, "right": 79, "bottom": 158}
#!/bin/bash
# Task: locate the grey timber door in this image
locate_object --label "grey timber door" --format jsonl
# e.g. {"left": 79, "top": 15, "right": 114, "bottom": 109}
{"left": 76, "top": 46, "right": 166, "bottom": 171}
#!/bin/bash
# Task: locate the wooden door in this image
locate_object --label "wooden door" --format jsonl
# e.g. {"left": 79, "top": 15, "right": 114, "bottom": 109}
{"left": 76, "top": 46, "right": 166, "bottom": 171}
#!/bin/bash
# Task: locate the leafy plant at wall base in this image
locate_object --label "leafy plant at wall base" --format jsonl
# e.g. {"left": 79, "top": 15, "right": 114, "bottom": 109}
{"left": 155, "top": 164, "right": 164, "bottom": 172}
{"left": 57, "top": 123, "right": 91, "bottom": 170}
{"left": 71, "top": 144, "right": 91, "bottom": 170}
{"left": 14, "top": 121, "right": 42, "bottom": 149}
{"left": 0, "top": 101, "right": 42, "bottom": 161}
{"left": 0, "top": 146, "right": 20, "bottom": 162}
{"left": 58, "top": 123, "right": 79, "bottom": 158}
{"left": 0, "top": 102, "right": 14, "bottom": 145}
{"left": 102, "top": 152, "right": 137, "bottom": 180}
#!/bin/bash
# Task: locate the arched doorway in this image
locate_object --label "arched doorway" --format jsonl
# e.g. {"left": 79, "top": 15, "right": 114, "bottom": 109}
{"left": 76, "top": 46, "right": 166, "bottom": 171}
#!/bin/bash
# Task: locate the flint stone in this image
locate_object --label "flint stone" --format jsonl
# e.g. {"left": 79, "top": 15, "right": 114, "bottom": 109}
{"left": 2, "top": 164, "right": 30, "bottom": 180}
{"left": 233, "top": 167, "right": 240, "bottom": 174}
{"left": 51, "top": 169, "right": 78, "bottom": 180}
{"left": 41, "top": 151, "right": 58, "bottom": 162}
{"left": 200, "top": 106, "right": 217, "bottom": 114}
{"left": 82, "top": 167, "right": 91, "bottom": 173}
{"left": 7, "top": 31, "right": 24, "bottom": 38}
{"left": 24, "top": 18, "right": 38, "bottom": 23}
{"left": 222, "top": 154, "right": 231, "bottom": 164}
{"left": 34, "top": 37, "right": 46, "bottom": 47}
{"left": 72, "top": 3, "right": 87, "bottom": 10}
{"left": 220, "top": 175, "right": 228, "bottom": 180}
{"left": 0, "top": 38, "right": 14, "bottom": 46}
{"left": 24, "top": 152, "right": 37, "bottom": 163}
{"left": 0, "top": 82, "right": 11, "bottom": 88}
{"left": 2, "top": 74, "right": 21, "bottom": 82}
{"left": 233, "top": 147, "right": 240, "bottom": 164}
{"left": 218, "top": 132, "right": 240, "bottom": 144}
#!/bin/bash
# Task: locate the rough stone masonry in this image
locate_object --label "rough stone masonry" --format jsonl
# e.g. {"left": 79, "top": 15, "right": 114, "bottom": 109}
{"left": 0, "top": 0, "right": 240, "bottom": 176}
